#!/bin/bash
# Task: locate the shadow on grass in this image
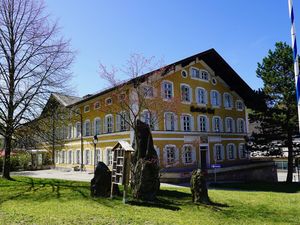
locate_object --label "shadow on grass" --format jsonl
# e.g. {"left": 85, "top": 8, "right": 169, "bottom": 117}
{"left": 127, "top": 199, "right": 181, "bottom": 211}
{"left": 157, "top": 189, "right": 190, "bottom": 199}
{"left": 210, "top": 182, "right": 300, "bottom": 193}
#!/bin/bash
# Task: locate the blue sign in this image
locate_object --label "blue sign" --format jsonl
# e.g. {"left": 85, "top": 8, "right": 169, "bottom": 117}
{"left": 211, "top": 164, "right": 221, "bottom": 169}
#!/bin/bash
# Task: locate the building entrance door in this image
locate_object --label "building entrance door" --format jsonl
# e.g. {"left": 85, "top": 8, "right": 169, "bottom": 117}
{"left": 200, "top": 145, "right": 209, "bottom": 170}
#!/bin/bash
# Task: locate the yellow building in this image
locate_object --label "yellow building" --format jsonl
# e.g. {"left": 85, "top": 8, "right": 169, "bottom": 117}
{"left": 42, "top": 49, "right": 254, "bottom": 180}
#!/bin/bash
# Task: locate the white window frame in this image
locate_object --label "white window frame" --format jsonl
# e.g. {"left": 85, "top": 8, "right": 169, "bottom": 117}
{"left": 212, "top": 116, "right": 222, "bottom": 133}
{"left": 95, "top": 148, "right": 101, "bottom": 164}
{"left": 94, "top": 101, "right": 100, "bottom": 110}
{"left": 237, "top": 118, "right": 245, "bottom": 133}
{"left": 76, "top": 122, "right": 81, "bottom": 138}
{"left": 141, "top": 110, "right": 158, "bottom": 131}
{"left": 84, "top": 120, "right": 91, "bottom": 137}
{"left": 226, "top": 144, "right": 236, "bottom": 160}
{"left": 198, "top": 115, "right": 209, "bottom": 132}
{"left": 225, "top": 117, "right": 235, "bottom": 133}
{"left": 214, "top": 144, "right": 224, "bottom": 162}
{"left": 84, "top": 105, "right": 90, "bottom": 113}
{"left": 239, "top": 143, "right": 247, "bottom": 159}
{"left": 182, "top": 144, "right": 196, "bottom": 165}
{"left": 161, "top": 80, "right": 174, "bottom": 100}
{"left": 104, "top": 114, "right": 114, "bottom": 133}
{"left": 164, "top": 112, "right": 177, "bottom": 131}
{"left": 181, "top": 114, "right": 193, "bottom": 132}
{"left": 163, "top": 144, "right": 179, "bottom": 166}
{"left": 181, "top": 69, "right": 188, "bottom": 78}
{"left": 116, "top": 111, "right": 129, "bottom": 132}
{"left": 236, "top": 100, "right": 244, "bottom": 111}
{"left": 94, "top": 118, "right": 101, "bottom": 135}
{"left": 84, "top": 149, "right": 91, "bottom": 165}
{"left": 210, "top": 90, "right": 221, "bottom": 107}
{"left": 105, "top": 97, "right": 112, "bottom": 105}
{"left": 223, "top": 92, "right": 233, "bottom": 109}
{"left": 196, "top": 87, "right": 208, "bottom": 105}
{"left": 180, "top": 83, "right": 192, "bottom": 104}
{"left": 68, "top": 124, "right": 73, "bottom": 139}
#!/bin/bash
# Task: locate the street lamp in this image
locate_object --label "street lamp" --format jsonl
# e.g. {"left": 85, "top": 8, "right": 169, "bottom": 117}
{"left": 93, "top": 135, "right": 98, "bottom": 172}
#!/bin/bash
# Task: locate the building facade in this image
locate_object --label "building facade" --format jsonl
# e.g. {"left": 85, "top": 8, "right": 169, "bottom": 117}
{"left": 41, "top": 49, "right": 254, "bottom": 176}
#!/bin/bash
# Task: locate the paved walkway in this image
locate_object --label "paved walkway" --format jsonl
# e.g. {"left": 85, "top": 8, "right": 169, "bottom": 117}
{"left": 11, "top": 169, "right": 187, "bottom": 188}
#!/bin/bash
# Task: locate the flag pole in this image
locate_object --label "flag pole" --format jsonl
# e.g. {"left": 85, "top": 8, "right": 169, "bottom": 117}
{"left": 288, "top": 0, "right": 300, "bottom": 132}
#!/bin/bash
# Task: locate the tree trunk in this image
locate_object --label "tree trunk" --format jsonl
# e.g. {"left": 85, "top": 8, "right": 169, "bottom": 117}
{"left": 2, "top": 135, "right": 12, "bottom": 179}
{"left": 286, "top": 131, "right": 294, "bottom": 183}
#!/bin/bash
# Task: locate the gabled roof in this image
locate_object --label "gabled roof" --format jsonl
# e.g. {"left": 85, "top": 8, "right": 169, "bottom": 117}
{"left": 69, "top": 48, "right": 255, "bottom": 108}
{"left": 112, "top": 140, "right": 135, "bottom": 152}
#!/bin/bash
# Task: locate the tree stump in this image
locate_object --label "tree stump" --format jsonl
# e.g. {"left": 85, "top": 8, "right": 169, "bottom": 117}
{"left": 190, "top": 169, "right": 210, "bottom": 204}
{"left": 91, "top": 162, "right": 119, "bottom": 197}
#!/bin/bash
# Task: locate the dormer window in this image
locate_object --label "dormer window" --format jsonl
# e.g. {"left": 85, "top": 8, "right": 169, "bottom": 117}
{"left": 190, "top": 67, "right": 209, "bottom": 81}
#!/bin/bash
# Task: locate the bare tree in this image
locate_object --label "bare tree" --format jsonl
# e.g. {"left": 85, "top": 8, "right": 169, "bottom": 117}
{"left": 0, "top": 0, "right": 74, "bottom": 179}
{"left": 99, "top": 53, "right": 180, "bottom": 200}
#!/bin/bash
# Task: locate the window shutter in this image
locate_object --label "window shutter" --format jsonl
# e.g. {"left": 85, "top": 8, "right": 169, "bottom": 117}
{"left": 104, "top": 117, "right": 108, "bottom": 133}
{"left": 180, "top": 115, "right": 184, "bottom": 131}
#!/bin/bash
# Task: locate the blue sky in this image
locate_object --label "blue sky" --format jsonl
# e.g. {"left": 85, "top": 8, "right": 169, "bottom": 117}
{"left": 45, "top": 0, "right": 300, "bottom": 96}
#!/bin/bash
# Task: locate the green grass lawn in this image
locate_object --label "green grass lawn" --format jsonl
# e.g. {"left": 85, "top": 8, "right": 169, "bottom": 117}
{"left": 0, "top": 177, "right": 300, "bottom": 225}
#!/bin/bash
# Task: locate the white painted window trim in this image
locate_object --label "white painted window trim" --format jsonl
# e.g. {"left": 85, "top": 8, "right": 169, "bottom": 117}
{"left": 94, "top": 101, "right": 100, "bottom": 110}
{"left": 163, "top": 144, "right": 179, "bottom": 167}
{"left": 84, "top": 105, "right": 90, "bottom": 113}
{"left": 180, "top": 83, "right": 192, "bottom": 104}
{"left": 189, "top": 67, "right": 210, "bottom": 82}
{"left": 105, "top": 97, "right": 113, "bottom": 106}
{"left": 225, "top": 117, "right": 235, "bottom": 133}
{"left": 213, "top": 144, "right": 224, "bottom": 162}
{"left": 236, "top": 100, "right": 244, "bottom": 111}
{"left": 164, "top": 112, "right": 178, "bottom": 131}
{"left": 238, "top": 143, "right": 247, "bottom": 159}
{"left": 212, "top": 116, "right": 223, "bottom": 133}
{"left": 180, "top": 113, "right": 194, "bottom": 132}
{"left": 68, "top": 123, "right": 73, "bottom": 139}
{"left": 161, "top": 80, "right": 174, "bottom": 101}
{"left": 210, "top": 90, "right": 221, "bottom": 108}
{"left": 94, "top": 117, "right": 101, "bottom": 135}
{"left": 198, "top": 115, "right": 209, "bottom": 132}
{"left": 181, "top": 69, "right": 188, "bottom": 78}
{"left": 181, "top": 144, "right": 196, "bottom": 165}
{"left": 226, "top": 143, "right": 236, "bottom": 160}
{"left": 237, "top": 118, "right": 246, "bottom": 133}
{"left": 195, "top": 87, "right": 208, "bottom": 105}
{"left": 84, "top": 119, "right": 91, "bottom": 137}
{"left": 223, "top": 92, "right": 233, "bottom": 109}
{"left": 104, "top": 114, "right": 114, "bottom": 133}
{"left": 75, "top": 122, "right": 81, "bottom": 138}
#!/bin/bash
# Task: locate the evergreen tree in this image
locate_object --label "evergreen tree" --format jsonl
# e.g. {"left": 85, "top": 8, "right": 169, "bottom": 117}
{"left": 251, "top": 42, "right": 298, "bottom": 183}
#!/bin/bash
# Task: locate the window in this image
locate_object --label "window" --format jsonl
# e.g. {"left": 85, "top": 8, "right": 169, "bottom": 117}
{"left": 237, "top": 118, "right": 245, "bottom": 133}
{"left": 211, "top": 90, "right": 221, "bottom": 107}
{"left": 94, "top": 101, "right": 100, "bottom": 109}
{"left": 181, "top": 70, "right": 187, "bottom": 78}
{"left": 106, "top": 148, "right": 112, "bottom": 166}
{"left": 166, "top": 146, "right": 176, "bottom": 164}
{"left": 236, "top": 100, "right": 244, "bottom": 111}
{"left": 105, "top": 97, "right": 112, "bottom": 105}
{"left": 239, "top": 143, "right": 247, "bottom": 159}
{"left": 61, "top": 151, "right": 65, "bottom": 164}
{"left": 94, "top": 118, "right": 101, "bottom": 135}
{"left": 165, "top": 112, "right": 176, "bottom": 131}
{"left": 85, "top": 150, "right": 90, "bottom": 165}
{"left": 84, "top": 105, "right": 90, "bottom": 113}
{"left": 76, "top": 150, "right": 80, "bottom": 164}
{"left": 84, "top": 120, "right": 90, "bottom": 136}
{"left": 212, "top": 116, "right": 222, "bottom": 132}
{"left": 227, "top": 144, "right": 236, "bottom": 160}
{"left": 181, "top": 84, "right": 191, "bottom": 103}
{"left": 182, "top": 145, "right": 193, "bottom": 164}
{"left": 68, "top": 151, "right": 72, "bottom": 164}
{"left": 162, "top": 81, "right": 173, "bottom": 100}
{"left": 200, "top": 70, "right": 209, "bottom": 80}
{"left": 182, "top": 114, "right": 193, "bottom": 131}
{"left": 68, "top": 124, "right": 72, "bottom": 139}
{"left": 143, "top": 86, "right": 154, "bottom": 98}
{"left": 214, "top": 144, "right": 224, "bottom": 161}
{"left": 104, "top": 115, "right": 113, "bottom": 133}
{"left": 190, "top": 67, "right": 200, "bottom": 79}
{"left": 76, "top": 122, "right": 81, "bottom": 138}
{"left": 198, "top": 115, "right": 208, "bottom": 132}
{"left": 95, "top": 149, "right": 101, "bottom": 164}
{"left": 211, "top": 77, "right": 217, "bottom": 85}
{"left": 55, "top": 151, "right": 59, "bottom": 164}
{"left": 224, "top": 93, "right": 233, "bottom": 108}
{"left": 116, "top": 112, "right": 129, "bottom": 132}
{"left": 225, "top": 117, "right": 235, "bottom": 133}
{"left": 141, "top": 110, "right": 157, "bottom": 130}
{"left": 196, "top": 87, "right": 207, "bottom": 105}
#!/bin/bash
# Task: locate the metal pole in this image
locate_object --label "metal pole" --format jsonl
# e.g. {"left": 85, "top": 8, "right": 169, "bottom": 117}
{"left": 288, "top": 0, "right": 300, "bottom": 131}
